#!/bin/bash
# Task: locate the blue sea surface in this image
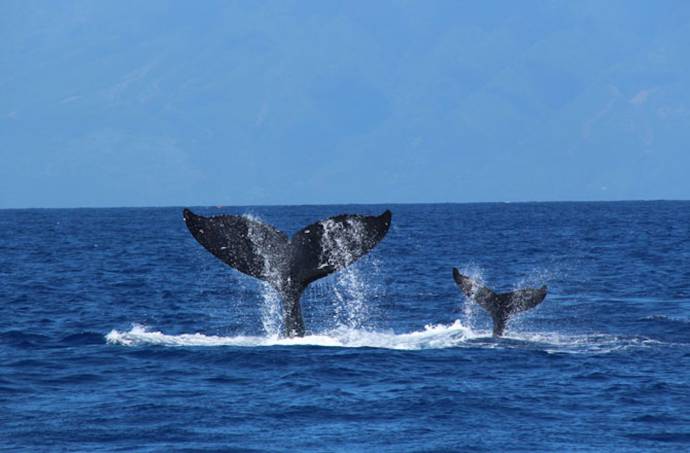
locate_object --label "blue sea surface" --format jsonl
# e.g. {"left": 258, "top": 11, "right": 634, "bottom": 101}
{"left": 2, "top": 202, "right": 690, "bottom": 451}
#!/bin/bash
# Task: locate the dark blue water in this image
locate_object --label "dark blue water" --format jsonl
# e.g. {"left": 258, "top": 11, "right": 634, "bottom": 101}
{"left": 3, "top": 202, "right": 690, "bottom": 451}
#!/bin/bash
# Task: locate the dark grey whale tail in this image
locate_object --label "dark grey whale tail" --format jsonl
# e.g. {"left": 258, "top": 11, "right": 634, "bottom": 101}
{"left": 452, "top": 268, "right": 547, "bottom": 337}
{"left": 183, "top": 208, "right": 392, "bottom": 337}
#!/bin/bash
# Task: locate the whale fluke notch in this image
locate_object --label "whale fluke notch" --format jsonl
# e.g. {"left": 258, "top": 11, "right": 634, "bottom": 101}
{"left": 183, "top": 208, "right": 392, "bottom": 337}
{"left": 452, "top": 268, "right": 547, "bottom": 337}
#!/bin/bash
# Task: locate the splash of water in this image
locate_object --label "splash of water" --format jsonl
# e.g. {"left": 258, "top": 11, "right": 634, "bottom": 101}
{"left": 258, "top": 282, "right": 282, "bottom": 336}
{"left": 512, "top": 267, "right": 556, "bottom": 291}
{"left": 318, "top": 217, "right": 378, "bottom": 329}
{"left": 332, "top": 267, "right": 369, "bottom": 329}
{"left": 243, "top": 214, "right": 284, "bottom": 336}
{"left": 105, "top": 322, "right": 666, "bottom": 354}
{"left": 456, "top": 265, "right": 486, "bottom": 330}
{"left": 455, "top": 265, "right": 559, "bottom": 335}
{"left": 508, "top": 267, "right": 556, "bottom": 332}
{"left": 242, "top": 214, "right": 381, "bottom": 334}
{"left": 106, "top": 321, "right": 476, "bottom": 349}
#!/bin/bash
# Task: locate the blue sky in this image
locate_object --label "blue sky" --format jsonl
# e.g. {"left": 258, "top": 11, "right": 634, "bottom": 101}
{"left": 2, "top": 1, "right": 690, "bottom": 208}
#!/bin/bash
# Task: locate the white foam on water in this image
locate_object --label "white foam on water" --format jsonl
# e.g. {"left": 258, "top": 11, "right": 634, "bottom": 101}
{"left": 106, "top": 321, "right": 477, "bottom": 350}
{"left": 105, "top": 322, "right": 665, "bottom": 354}
{"left": 499, "top": 330, "right": 666, "bottom": 354}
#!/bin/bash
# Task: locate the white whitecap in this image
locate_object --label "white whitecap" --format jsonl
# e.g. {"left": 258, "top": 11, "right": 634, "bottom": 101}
{"left": 105, "top": 322, "right": 666, "bottom": 354}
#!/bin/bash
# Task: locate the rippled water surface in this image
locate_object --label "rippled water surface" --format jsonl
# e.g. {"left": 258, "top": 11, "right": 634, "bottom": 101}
{"left": 2, "top": 202, "right": 690, "bottom": 451}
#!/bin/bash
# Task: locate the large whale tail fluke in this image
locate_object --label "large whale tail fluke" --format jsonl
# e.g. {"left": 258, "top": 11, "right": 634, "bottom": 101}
{"left": 452, "top": 268, "right": 547, "bottom": 337}
{"left": 183, "top": 208, "right": 392, "bottom": 337}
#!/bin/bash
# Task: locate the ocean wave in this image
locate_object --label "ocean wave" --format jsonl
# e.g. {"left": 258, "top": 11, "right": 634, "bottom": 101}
{"left": 106, "top": 321, "right": 664, "bottom": 354}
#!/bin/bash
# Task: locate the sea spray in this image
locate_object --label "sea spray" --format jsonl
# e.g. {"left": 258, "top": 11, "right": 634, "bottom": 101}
{"left": 244, "top": 213, "right": 285, "bottom": 336}
{"left": 105, "top": 322, "right": 661, "bottom": 354}
{"left": 317, "top": 217, "right": 381, "bottom": 330}
{"left": 457, "top": 264, "right": 486, "bottom": 330}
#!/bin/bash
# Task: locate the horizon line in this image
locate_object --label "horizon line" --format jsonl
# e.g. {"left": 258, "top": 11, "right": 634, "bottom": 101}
{"left": 1, "top": 198, "right": 688, "bottom": 210}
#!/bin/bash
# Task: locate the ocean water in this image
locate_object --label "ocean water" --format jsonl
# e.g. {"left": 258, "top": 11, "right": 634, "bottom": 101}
{"left": 2, "top": 202, "right": 690, "bottom": 452}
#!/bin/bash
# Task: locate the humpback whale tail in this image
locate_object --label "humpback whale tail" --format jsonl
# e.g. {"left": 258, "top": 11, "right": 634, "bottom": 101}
{"left": 183, "top": 208, "right": 392, "bottom": 337}
{"left": 452, "top": 268, "right": 547, "bottom": 337}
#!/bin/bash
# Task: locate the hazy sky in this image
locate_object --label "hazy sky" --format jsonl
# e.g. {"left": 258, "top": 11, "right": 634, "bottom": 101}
{"left": 2, "top": 1, "right": 690, "bottom": 208}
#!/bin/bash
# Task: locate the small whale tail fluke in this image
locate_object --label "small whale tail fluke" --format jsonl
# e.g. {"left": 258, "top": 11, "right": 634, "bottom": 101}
{"left": 452, "top": 268, "right": 547, "bottom": 337}
{"left": 183, "top": 208, "right": 392, "bottom": 337}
